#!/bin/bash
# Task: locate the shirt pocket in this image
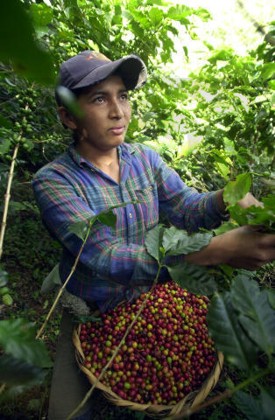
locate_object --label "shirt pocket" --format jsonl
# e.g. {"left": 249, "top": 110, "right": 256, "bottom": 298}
{"left": 134, "top": 184, "right": 159, "bottom": 229}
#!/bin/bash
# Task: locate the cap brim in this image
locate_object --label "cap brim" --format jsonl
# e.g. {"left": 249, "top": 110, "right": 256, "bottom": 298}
{"left": 71, "top": 55, "right": 147, "bottom": 91}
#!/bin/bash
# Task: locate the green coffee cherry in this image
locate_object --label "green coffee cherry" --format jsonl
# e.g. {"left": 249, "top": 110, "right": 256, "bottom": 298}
{"left": 2, "top": 294, "right": 13, "bottom": 306}
{"left": 0, "top": 286, "right": 10, "bottom": 296}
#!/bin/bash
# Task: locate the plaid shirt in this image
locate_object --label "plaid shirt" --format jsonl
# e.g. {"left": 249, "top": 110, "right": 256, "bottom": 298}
{"left": 33, "top": 143, "right": 224, "bottom": 312}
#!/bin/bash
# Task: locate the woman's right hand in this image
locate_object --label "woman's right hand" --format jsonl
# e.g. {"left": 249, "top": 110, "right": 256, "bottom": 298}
{"left": 185, "top": 225, "right": 275, "bottom": 270}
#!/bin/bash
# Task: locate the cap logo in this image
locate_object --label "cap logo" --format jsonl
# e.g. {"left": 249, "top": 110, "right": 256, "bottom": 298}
{"left": 85, "top": 52, "right": 110, "bottom": 61}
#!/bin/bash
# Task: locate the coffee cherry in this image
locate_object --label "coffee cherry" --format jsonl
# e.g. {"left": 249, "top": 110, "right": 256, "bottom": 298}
{"left": 78, "top": 282, "right": 216, "bottom": 406}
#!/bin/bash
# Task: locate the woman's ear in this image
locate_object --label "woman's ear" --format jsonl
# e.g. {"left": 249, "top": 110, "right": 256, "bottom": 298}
{"left": 57, "top": 106, "right": 78, "bottom": 130}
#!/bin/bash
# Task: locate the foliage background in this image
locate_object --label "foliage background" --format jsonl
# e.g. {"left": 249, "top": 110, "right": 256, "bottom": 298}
{"left": 0, "top": 0, "right": 274, "bottom": 419}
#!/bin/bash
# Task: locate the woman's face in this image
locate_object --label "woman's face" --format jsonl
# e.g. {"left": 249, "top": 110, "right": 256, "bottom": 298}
{"left": 73, "top": 75, "right": 132, "bottom": 152}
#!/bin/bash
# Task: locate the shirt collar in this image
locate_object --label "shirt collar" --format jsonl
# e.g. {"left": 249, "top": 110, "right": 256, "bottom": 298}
{"left": 68, "top": 142, "right": 136, "bottom": 168}
{"left": 68, "top": 143, "right": 88, "bottom": 168}
{"left": 120, "top": 142, "right": 136, "bottom": 162}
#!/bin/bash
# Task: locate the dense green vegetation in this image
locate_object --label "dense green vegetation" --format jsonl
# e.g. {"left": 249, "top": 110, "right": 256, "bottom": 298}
{"left": 0, "top": 0, "right": 274, "bottom": 419}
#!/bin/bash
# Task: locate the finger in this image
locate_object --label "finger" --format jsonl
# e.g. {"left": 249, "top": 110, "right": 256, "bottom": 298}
{"left": 260, "top": 233, "right": 275, "bottom": 247}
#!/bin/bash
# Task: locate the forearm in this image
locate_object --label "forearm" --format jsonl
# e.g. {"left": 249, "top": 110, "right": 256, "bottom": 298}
{"left": 185, "top": 225, "right": 275, "bottom": 270}
{"left": 184, "top": 233, "right": 227, "bottom": 266}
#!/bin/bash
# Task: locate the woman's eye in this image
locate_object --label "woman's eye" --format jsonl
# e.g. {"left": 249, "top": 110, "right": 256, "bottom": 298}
{"left": 93, "top": 96, "right": 104, "bottom": 103}
{"left": 121, "top": 93, "right": 128, "bottom": 100}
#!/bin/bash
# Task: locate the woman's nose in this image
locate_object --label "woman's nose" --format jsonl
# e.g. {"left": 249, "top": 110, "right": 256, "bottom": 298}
{"left": 109, "top": 99, "right": 123, "bottom": 118}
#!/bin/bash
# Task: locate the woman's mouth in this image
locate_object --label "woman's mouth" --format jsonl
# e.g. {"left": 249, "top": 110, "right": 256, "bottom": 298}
{"left": 109, "top": 126, "right": 124, "bottom": 135}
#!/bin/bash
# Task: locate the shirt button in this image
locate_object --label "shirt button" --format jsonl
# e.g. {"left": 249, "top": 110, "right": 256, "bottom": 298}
{"left": 129, "top": 212, "right": 133, "bottom": 218}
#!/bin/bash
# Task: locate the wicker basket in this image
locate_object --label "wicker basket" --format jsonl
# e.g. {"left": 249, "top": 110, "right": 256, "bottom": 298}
{"left": 73, "top": 325, "right": 224, "bottom": 419}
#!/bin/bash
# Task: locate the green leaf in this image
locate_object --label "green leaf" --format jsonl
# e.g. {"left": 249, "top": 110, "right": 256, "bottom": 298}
{"left": 9, "top": 200, "right": 31, "bottom": 212}
{"left": 195, "top": 7, "right": 211, "bottom": 21}
{"left": 0, "top": 354, "right": 46, "bottom": 386}
{"left": 0, "top": 115, "right": 12, "bottom": 129}
{"left": 0, "top": 286, "right": 10, "bottom": 296}
{"left": 168, "top": 262, "right": 218, "bottom": 295}
{"left": 0, "top": 137, "right": 11, "bottom": 155}
{"left": 0, "top": 0, "right": 55, "bottom": 84}
{"left": 223, "top": 173, "right": 252, "bottom": 206}
{"left": 228, "top": 204, "right": 251, "bottom": 227}
{"left": 0, "top": 319, "right": 52, "bottom": 368}
{"left": 69, "top": 203, "right": 136, "bottom": 240}
{"left": 233, "top": 390, "right": 263, "bottom": 420}
{"left": 98, "top": 202, "right": 139, "bottom": 227}
{"left": 162, "top": 226, "right": 212, "bottom": 256}
{"left": 214, "top": 221, "right": 239, "bottom": 235}
{"left": 41, "top": 263, "right": 61, "bottom": 294}
{"left": 261, "top": 63, "right": 275, "bottom": 80}
{"left": 215, "top": 161, "right": 230, "bottom": 180}
{"left": 145, "top": 224, "right": 165, "bottom": 263}
{"left": 260, "top": 387, "right": 275, "bottom": 420}
{"left": 0, "top": 268, "right": 8, "bottom": 287}
{"left": 207, "top": 292, "right": 257, "bottom": 370}
{"left": 267, "top": 289, "right": 275, "bottom": 310}
{"left": 97, "top": 210, "right": 117, "bottom": 228}
{"left": 2, "top": 293, "right": 13, "bottom": 306}
{"left": 29, "top": 3, "right": 54, "bottom": 30}
{"left": 168, "top": 5, "right": 192, "bottom": 24}
{"left": 227, "top": 196, "right": 275, "bottom": 231}
{"left": 69, "top": 219, "right": 91, "bottom": 241}
{"left": 251, "top": 94, "right": 268, "bottom": 104}
{"left": 148, "top": 7, "right": 163, "bottom": 26}
{"left": 55, "top": 86, "right": 84, "bottom": 118}
{"left": 263, "top": 195, "right": 275, "bottom": 208}
{"left": 231, "top": 276, "right": 275, "bottom": 356}
{"left": 246, "top": 205, "right": 275, "bottom": 228}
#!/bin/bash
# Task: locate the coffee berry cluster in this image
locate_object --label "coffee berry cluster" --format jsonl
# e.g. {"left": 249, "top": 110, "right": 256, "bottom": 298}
{"left": 79, "top": 281, "right": 216, "bottom": 405}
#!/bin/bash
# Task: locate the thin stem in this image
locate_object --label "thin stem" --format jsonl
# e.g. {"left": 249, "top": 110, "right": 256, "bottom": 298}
{"left": 67, "top": 264, "right": 163, "bottom": 419}
{"left": 36, "top": 222, "right": 92, "bottom": 339}
{"left": 0, "top": 142, "right": 20, "bottom": 260}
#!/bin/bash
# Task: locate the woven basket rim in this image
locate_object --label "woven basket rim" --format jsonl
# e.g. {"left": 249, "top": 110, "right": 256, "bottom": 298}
{"left": 73, "top": 324, "right": 224, "bottom": 418}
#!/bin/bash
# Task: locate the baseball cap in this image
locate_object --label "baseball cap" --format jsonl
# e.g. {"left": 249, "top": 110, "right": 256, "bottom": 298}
{"left": 57, "top": 50, "right": 147, "bottom": 92}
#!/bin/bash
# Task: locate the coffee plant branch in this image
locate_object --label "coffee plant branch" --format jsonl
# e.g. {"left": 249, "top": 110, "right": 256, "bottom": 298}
{"left": 0, "top": 102, "right": 32, "bottom": 260}
{"left": 36, "top": 219, "right": 93, "bottom": 340}
{"left": 0, "top": 142, "right": 20, "bottom": 260}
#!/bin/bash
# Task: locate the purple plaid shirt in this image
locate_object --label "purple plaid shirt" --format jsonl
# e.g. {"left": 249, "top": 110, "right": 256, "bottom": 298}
{"left": 33, "top": 142, "right": 224, "bottom": 312}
